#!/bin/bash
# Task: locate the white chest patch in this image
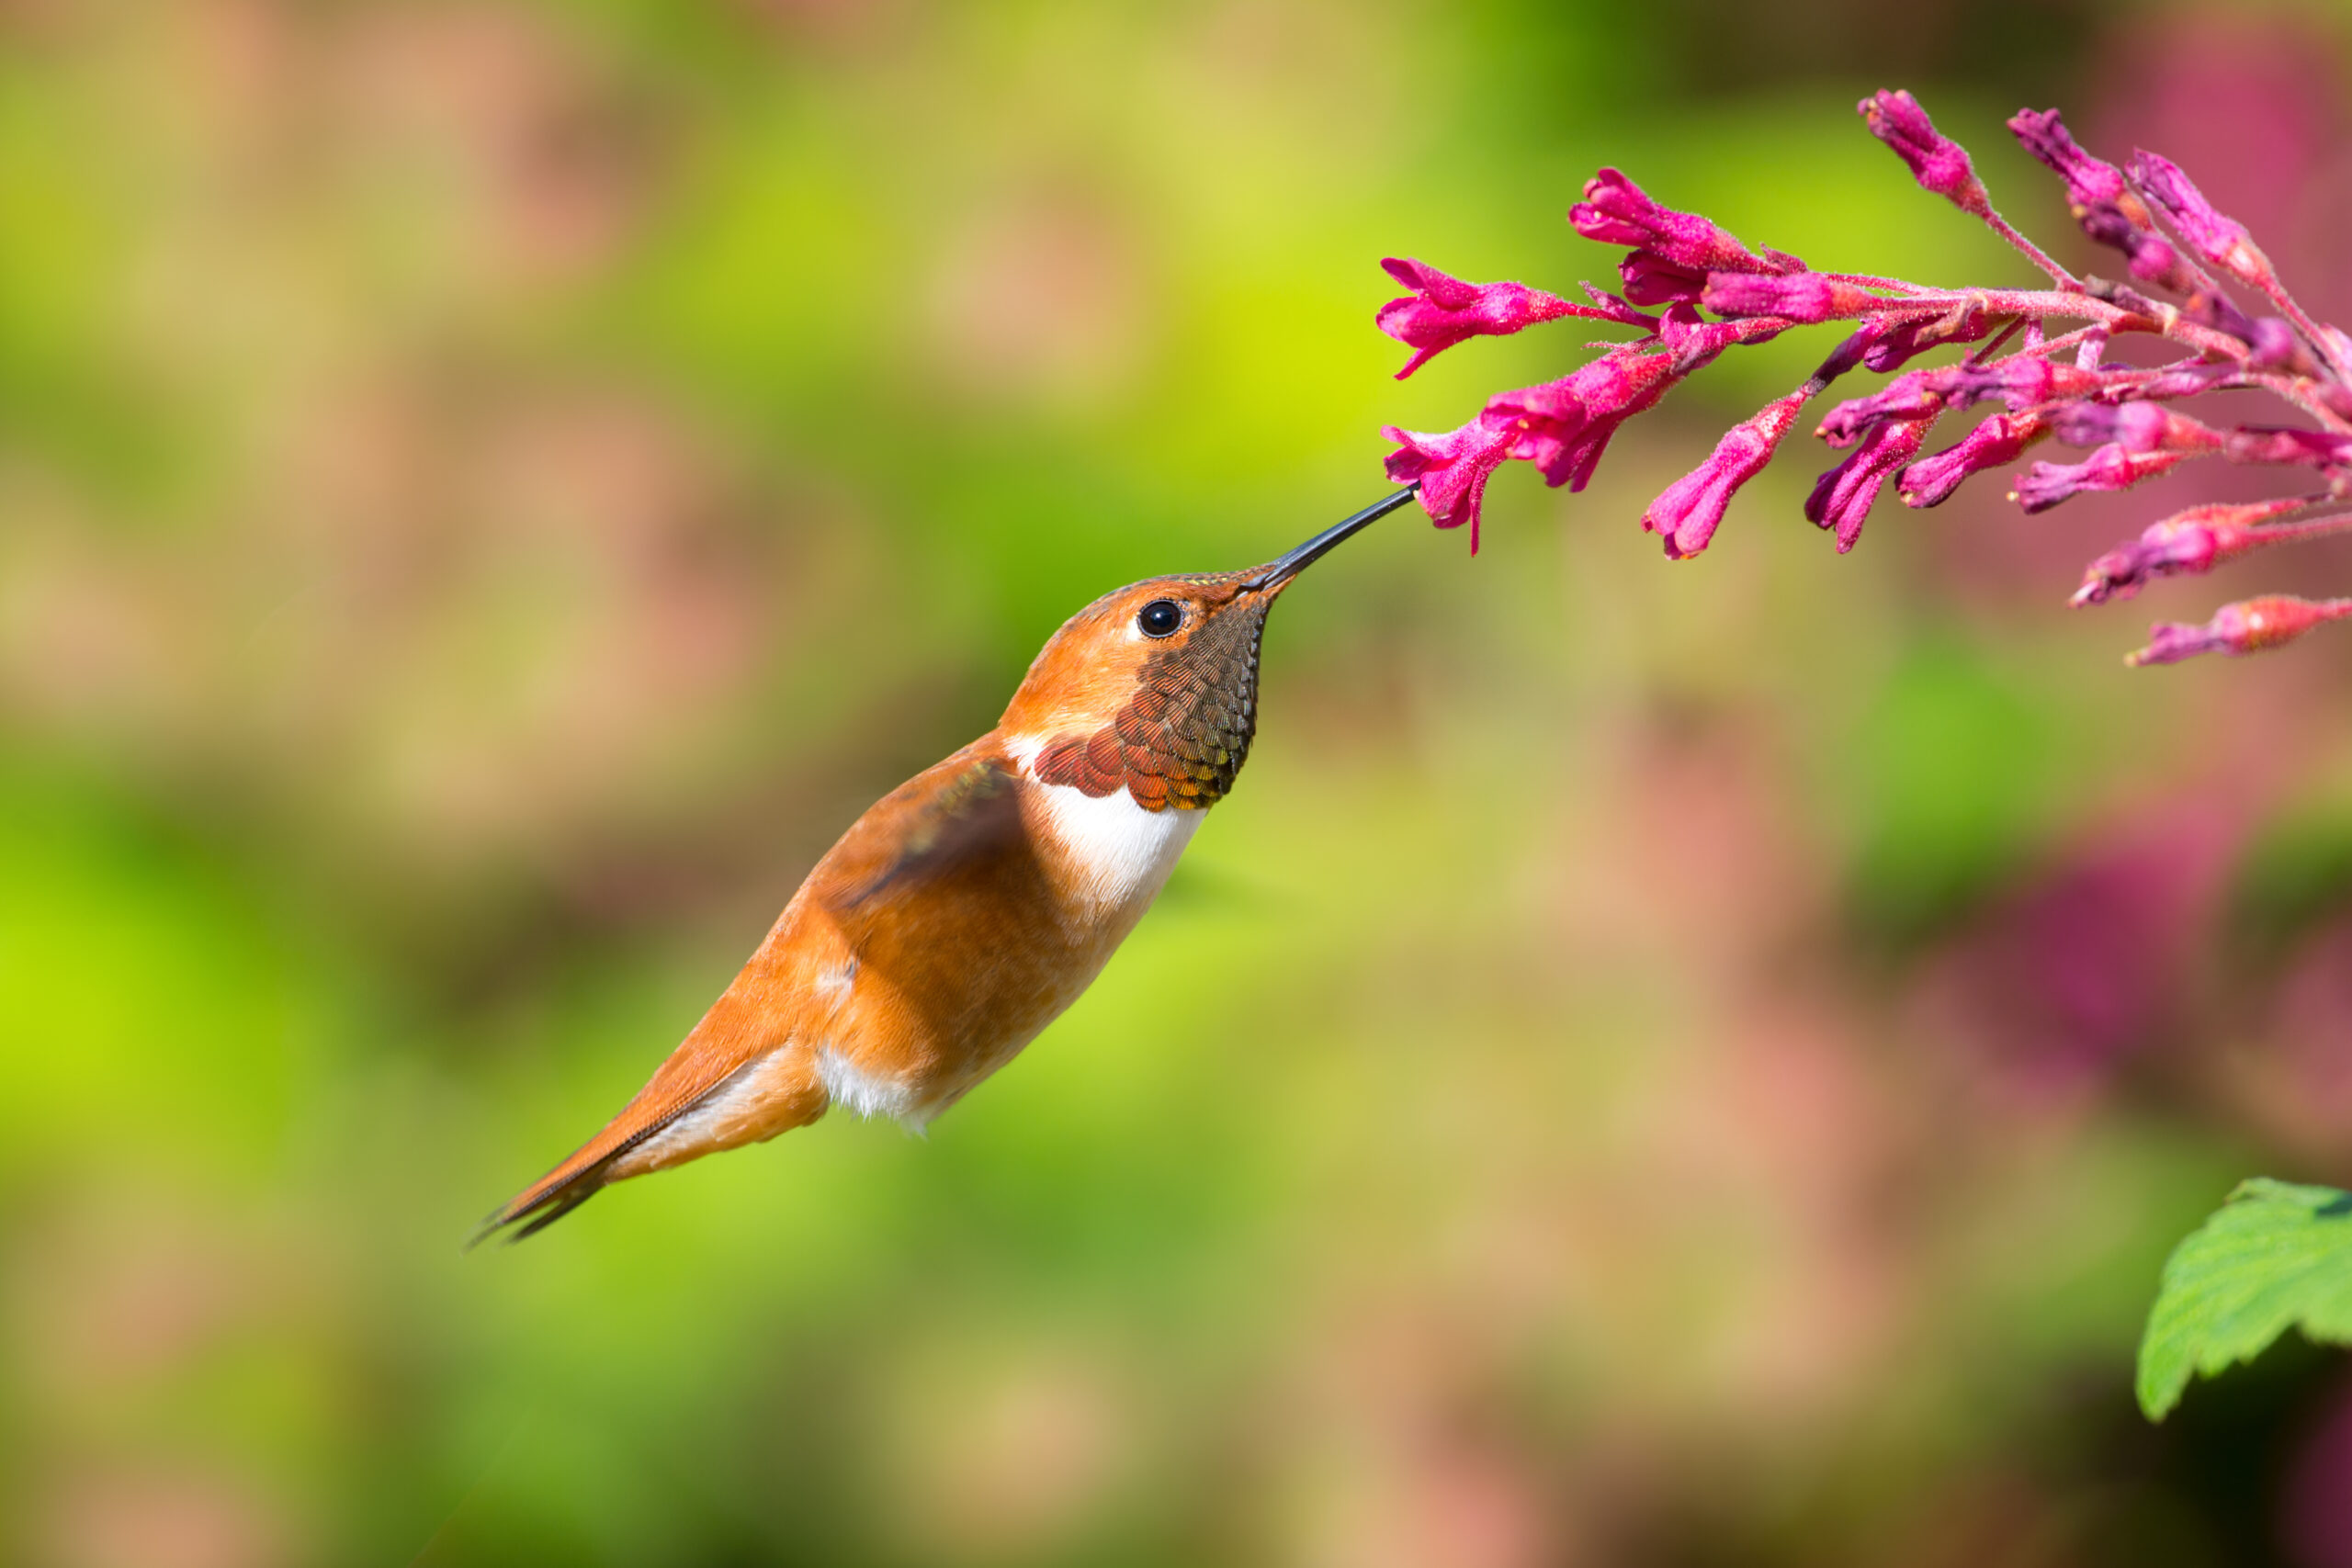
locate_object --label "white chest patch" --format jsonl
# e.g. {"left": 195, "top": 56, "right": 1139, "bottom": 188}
{"left": 1004, "top": 733, "right": 1204, "bottom": 917}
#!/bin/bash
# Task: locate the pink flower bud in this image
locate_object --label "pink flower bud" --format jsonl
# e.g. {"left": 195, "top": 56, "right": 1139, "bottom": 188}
{"left": 1817, "top": 368, "right": 1964, "bottom": 446}
{"left": 2013, "top": 444, "right": 2187, "bottom": 513}
{"left": 2079, "top": 203, "right": 2194, "bottom": 293}
{"left": 1860, "top": 90, "right": 1989, "bottom": 217}
{"left": 2048, "top": 401, "right": 2223, "bottom": 456}
{"left": 1700, "top": 271, "right": 1882, "bottom": 323}
{"left": 2126, "top": 360, "right": 2237, "bottom": 401}
{"left": 1376, "top": 258, "right": 1586, "bottom": 378}
{"left": 1643, "top": 392, "right": 1806, "bottom": 559}
{"left": 2223, "top": 425, "right": 2352, "bottom": 469}
{"left": 1861, "top": 302, "right": 1996, "bottom": 374}
{"left": 2248, "top": 318, "right": 2320, "bottom": 375}
{"left": 1898, "top": 412, "right": 2048, "bottom": 508}
{"left": 2179, "top": 287, "right": 2260, "bottom": 344}
{"left": 2071, "top": 498, "right": 2332, "bottom": 606}
{"left": 2008, "top": 108, "right": 2136, "bottom": 218}
{"left": 2129, "top": 151, "right": 2274, "bottom": 290}
{"left": 2126, "top": 595, "right": 2352, "bottom": 667}
{"left": 1995, "top": 356, "right": 2103, "bottom": 410}
{"left": 1570, "top": 169, "right": 1793, "bottom": 275}
{"left": 1805, "top": 414, "right": 1931, "bottom": 551}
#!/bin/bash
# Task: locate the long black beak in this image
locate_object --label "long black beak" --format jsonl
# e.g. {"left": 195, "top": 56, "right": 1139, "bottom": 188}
{"left": 1242, "top": 483, "right": 1420, "bottom": 592}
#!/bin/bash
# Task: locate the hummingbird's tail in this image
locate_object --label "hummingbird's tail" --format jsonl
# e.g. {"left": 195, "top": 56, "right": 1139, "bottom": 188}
{"left": 470, "top": 1033, "right": 830, "bottom": 1246}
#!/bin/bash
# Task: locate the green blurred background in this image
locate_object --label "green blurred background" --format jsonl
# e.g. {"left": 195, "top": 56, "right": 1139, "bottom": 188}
{"left": 8, "top": 0, "right": 2352, "bottom": 1563}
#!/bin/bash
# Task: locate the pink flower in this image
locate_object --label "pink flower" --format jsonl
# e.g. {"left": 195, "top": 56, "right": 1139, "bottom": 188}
{"left": 2126, "top": 595, "right": 2352, "bottom": 666}
{"left": 2007, "top": 108, "right": 2134, "bottom": 217}
{"left": 1805, "top": 415, "right": 1931, "bottom": 551}
{"left": 1376, "top": 257, "right": 1584, "bottom": 379}
{"left": 2073, "top": 500, "right": 2351, "bottom": 605}
{"left": 1384, "top": 346, "right": 1693, "bottom": 548}
{"left": 1570, "top": 169, "right": 1795, "bottom": 275}
{"left": 2129, "top": 151, "right": 2273, "bottom": 288}
{"left": 1861, "top": 303, "right": 1996, "bottom": 374}
{"left": 1373, "top": 83, "right": 2352, "bottom": 668}
{"left": 1814, "top": 355, "right": 2087, "bottom": 446}
{"left": 2223, "top": 426, "right": 2352, "bottom": 469}
{"left": 1643, "top": 393, "right": 1806, "bottom": 560}
{"left": 2248, "top": 317, "right": 2320, "bottom": 374}
{"left": 1992, "top": 356, "right": 2102, "bottom": 410}
{"left": 2013, "top": 444, "right": 2188, "bottom": 513}
{"left": 1700, "top": 272, "right": 1883, "bottom": 323}
{"left": 1383, "top": 418, "right": 1517, "bottom": 548}
{"left": 1860, "top": 90, "right": 1989, "bottom": 216}
{"left": 1817, "top": 367, "right": 1971, "bottom": 447}
{"left": 1618, "top": 250, "right": 1709, "bottom": 307}
{"left": 2048, "top": 401, "right": 2224, "bottom": 455}
{"left": 1486, "top": 348, "right": 1682, "bottom": 491}
{"left": 1898, "top": 412, "right": 2047, "bottom": 508}
{"left": 2079, "top": 203, "right": 2194, "bottom": 292}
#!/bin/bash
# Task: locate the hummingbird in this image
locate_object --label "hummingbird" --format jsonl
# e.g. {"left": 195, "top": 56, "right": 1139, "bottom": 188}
{"left": 476, "top": 487, "right": 1421, "bottom": 1242}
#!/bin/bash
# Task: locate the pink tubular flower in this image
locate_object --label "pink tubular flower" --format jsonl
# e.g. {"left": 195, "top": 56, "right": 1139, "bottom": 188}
{"left": 1486, "top": 348, "right": 1682, "bottom": 491}
{"left": 2008, "top": 108, "right": 2134, "bottom": 218}
{"left": 2079, "top": 203, "right": 2195, "bottom": 292}
{"left": 2073, "top": 498, "right": 2340, "bottom": 606}
{"left": 2048, "top": 401, "right": 2224, "bottom": 456}
{"left": 1619, "top": 250, "right": 1709, "bottom": 307}
{"left": 2013, "top": 444, "right": 2188, "bottom": 513}
{"left": 1388, "top": 345, "right": 1697, "bottom": 547}
{"left": 1993, "top": 355, "right": 2103, "bottom": 410}
{"left": 1376, "top": 257, "right": 1585, "bottom": 379}
{"left": 1643, "top": 392, "right": 1806, "bottom": 560}
{"left": 2122, "top": 357, "right": 2239, "bottom": 402}
{"left": 1862, "top": 303, "right": 1996, "bottom": 374}
{"left": 1570, "top": 169, "right": 1793, "bottom": 275}
{"left": 2224, "top": 426, "right": 2352, "bottom": 469}
{"left": 1899, "top": 412, "right": 2047, "bottom": 508}
{"left": 2126, "top": 595, "right": 2352, "bottom": 667}
{"left": 2249, "top": 317, "right": 2320, "bottom": 375}
{"left": 1383, "top": 418, "right": 1517, "bottom": 548}
{"left": 1818, "top": 367, "right": 1979, "bottom": 446}
{"left": 1860, "top": 90, "right": 1989, "bottom": 216}
{"left": 1806, "top": 415, "right": 1931, "bottom": 551}
{"left": 1374, "top": 83, "right": 2352, "bottom": 669}
{"left": 2129, "top": 151, "right": 2272, "bottom": 288}
{"left": 1700, "top": 272, "right": 1883, "bottom": 323}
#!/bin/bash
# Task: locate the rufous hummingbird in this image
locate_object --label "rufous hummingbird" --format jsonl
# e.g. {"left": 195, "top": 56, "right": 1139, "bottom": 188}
{"left": 477, "top": 487, "right": 1421, "bottom": 1241}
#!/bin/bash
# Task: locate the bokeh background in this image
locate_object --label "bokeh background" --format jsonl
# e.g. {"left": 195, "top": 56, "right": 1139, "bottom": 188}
{"left": 8, "top": 0, "right": 2352, "bottom": 1563}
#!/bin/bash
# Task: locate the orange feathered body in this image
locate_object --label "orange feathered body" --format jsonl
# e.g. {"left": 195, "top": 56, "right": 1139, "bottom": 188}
{"left": 478, "top": 493, "right": 1412, "bottom": 1241}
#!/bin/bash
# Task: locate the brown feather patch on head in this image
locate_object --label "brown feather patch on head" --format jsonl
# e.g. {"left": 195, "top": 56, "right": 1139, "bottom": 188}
{"left": 1032, "top": 571, "right": 1271, "bottom": 811}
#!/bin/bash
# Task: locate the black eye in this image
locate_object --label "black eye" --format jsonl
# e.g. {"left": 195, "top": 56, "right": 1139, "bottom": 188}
{"left": 1137, "top": 599, "right": 1182, "bottom": 637}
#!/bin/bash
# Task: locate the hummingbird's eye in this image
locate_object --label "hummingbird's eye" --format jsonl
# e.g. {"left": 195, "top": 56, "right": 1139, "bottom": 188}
{"left": 1136, "top": 599, "right": 1183, "bottom": 638}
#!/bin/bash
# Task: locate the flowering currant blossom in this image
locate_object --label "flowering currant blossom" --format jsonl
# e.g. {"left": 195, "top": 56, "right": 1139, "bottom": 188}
{"left": 1376, "top": 258, "right": 1598, "bottom": 379}
{"left": 1376, "top": 91, "right": 2352, "bottom": 667}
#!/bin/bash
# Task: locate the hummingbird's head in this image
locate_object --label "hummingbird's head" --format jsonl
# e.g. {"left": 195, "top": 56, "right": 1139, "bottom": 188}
{"left": 1001, "top": 488, "right": 1417, "bottom": 811}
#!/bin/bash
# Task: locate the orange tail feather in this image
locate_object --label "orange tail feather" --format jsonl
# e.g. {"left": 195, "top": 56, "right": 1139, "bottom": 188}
{"left": 471, "top": 968, "right": 831, "bottom": 1245}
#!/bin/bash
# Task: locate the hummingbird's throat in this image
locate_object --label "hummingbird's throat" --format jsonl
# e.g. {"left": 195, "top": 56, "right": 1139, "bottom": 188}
{"left": 1033, "top": 598, "right": 1268, "bottom": 811}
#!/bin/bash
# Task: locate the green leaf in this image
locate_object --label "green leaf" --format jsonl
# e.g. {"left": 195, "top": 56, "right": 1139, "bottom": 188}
{"left": 2137, "top": 1179, "right": 2352, "bottom": 1420}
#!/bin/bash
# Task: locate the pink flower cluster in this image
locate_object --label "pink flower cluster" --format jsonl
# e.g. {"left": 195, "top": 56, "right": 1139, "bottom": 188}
{"left": 1376, "top": 90, "right": 2352, "bottom": 668}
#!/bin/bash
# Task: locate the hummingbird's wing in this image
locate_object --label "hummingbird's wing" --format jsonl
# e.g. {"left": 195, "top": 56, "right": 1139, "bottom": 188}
{"left": 474, "top": 747, "right": 1031, "bottom": 1243}
{"left": 826, "top": 751, "right": 1026, "bottom": 910}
